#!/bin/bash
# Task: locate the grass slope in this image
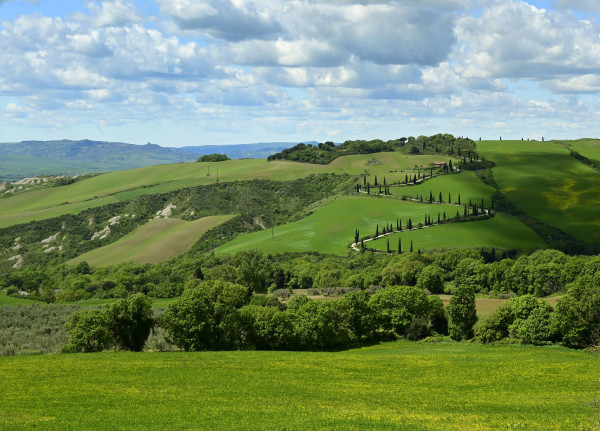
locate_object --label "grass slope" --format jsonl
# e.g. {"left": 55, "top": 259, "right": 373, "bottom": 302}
{"left": 70, "top": 215, "right": 234, "bottom": 266}
{"left": 215, "top": 196, "right": 544, "bottom": 256}
{"left": 368, "top": 213, "right": 545, "bottom": 253}
{"left": 390, "top": 170, "right": 495, "bottom": 205}
{"left": 478, "top": 140, "right": 600, "bottom": 242}
{"left": 568, "top": 138, "right": 600, "bottom": 168}
{"left": 0, "top": 341, "right": 597, "bottom": 430}
{"left": 0, "top": 154, "right": 452, "bottom": 229}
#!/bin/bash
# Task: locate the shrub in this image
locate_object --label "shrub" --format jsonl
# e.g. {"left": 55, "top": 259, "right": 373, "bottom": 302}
{"left": 64, "top": 308, "right": 113, "bottom": 353}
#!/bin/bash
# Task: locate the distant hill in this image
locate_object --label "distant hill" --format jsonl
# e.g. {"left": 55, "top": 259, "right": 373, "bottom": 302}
{"left": 0, "top": 140, "right": 317, "bottom": 181}
{"left": 0, "top": 140, "right": 197, "bottom": 181}
{"left": 178, "top": 142, "right": 318, "bottom": 159}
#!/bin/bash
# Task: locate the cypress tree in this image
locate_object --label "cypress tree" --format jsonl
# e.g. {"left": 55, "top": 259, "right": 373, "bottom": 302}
{"left": 448, "top": 192, "right": 451, "bottom": 204}
{"left": 355, "top": 229, "right": 359, "bottom": 244}
{"left": 429, "top": 191, "right": 433, "bottom": 203}
{"left": 374, "top": 175, "right": 378, "bottom": 186}
{"left": 361, "top": 238, "right": 364, "bottom": 248}
{"left": 379, "top": 185, "right": 382, "bottom": 194}
{"left": 407, "top": 218, "right": 412, "bottom": 230}
{"left": 410, "top": 240, "right": 413, "bottom": 253}
{"left": 375, "top": 224, "right": 379, "bottom": 237}
{"left": 464, "top": 206, "right": 467, "bottom": 217}
{"left": 443, "top": 212, "right": 446, "bottom": 221}
{"left": 398, "top": 237, "right": 402, "bottom": 254}
{"left": 396, "top": 218, "right": 400, "bottom": 230}
{"left": 437, "top": 213, "right": 441, "bottom": 224}
{"left": 439, "top": 192, "right": 442, "bottom": 203}
{"left": 383, "top": 177, "right": 386, "bottom": 186}
{"left": 480, "top": 198, "right": 484, "bottom": 211}
{"left": 449, "top": 159, "right": 453, "bottom": 171}
{"left": 383, "top": 227, "right": 387, "bottom": 235}
{"left": 458, "top": 194, "right": 461, "bottom": 205}
{"left": 363, "top": 175, "right": 366, "bottom": 186}
{"left": 405, "top": 174, "right": 408, "bottom": 184}
{"left": 387, "top": 238, "right": 390, "bottom": 253}
{"left": 367, "top": 183, "right": 370, "bottom": 194}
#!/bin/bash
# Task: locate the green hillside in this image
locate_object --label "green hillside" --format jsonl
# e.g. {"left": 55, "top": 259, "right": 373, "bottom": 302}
{"left": 368, "top": 212, "right": 545, "bottom": 253}
{"left": 69, "top": 215, "right": 234, "bottom": 266}
{"left": 0, "top": 341, "right": 597, "bottom": 430}
{"left": 0, "top": 154, "right": 454, "bottom": 229}
{"left": 478, "top": 140, "right": 600, "bottom": 242}
{"left": 215, "top": 196, "right": 542, "bottom": 255}
{"left": 567, "top": 138, "right": 600, "bottom": 168}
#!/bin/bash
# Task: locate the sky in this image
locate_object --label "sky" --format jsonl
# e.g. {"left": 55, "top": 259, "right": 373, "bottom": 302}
{"left": 0, "top": 0, "right": 599, "bottom": 147}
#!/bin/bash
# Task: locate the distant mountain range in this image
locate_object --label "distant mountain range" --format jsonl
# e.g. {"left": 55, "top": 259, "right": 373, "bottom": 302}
{"left": 0, "top": 139, "right": 314, "bottom": 181}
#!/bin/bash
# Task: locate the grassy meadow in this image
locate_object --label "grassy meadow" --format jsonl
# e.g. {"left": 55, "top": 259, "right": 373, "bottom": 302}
{"left": 69, "top": 215, "right": 234, "bottom": 266}
{"left": 393, "top": 170, "right": 496, "bottom": 205}
{"left": 216, "top": 196, "right": 544, "bottom": 256}
{"left": 0, "top": 341, "right": 597, "bottom": 430}
{"left": 368, "top": 213, "right": 546, "bottom": 253}
{"left": 478, "top": 140, "right": 600, "bottom": 241}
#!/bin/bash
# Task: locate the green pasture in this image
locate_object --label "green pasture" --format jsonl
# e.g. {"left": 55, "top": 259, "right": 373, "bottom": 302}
{"left": 0, "top": 341, "right": 597, "bottom": 430}
{"left": 215, "top": 196, "right": 544, "bottom": 256}
{"left": 0, "top": 290, "right": 42, "bottom": 306}
{"left": 0, "top": 153, "right": 452, "bottom": 229}
{"left": 478, "top": 140, "right": 600, "bottom": 241}
{"left": 568, "top": 138, "right": 600, "bottom": 167}
{"left": 69, "top": 215, "right": 234, "bottom": 266}
{"left": 216, "top": 196, "right": 446, "bottom": 255}
{"left": 389, "top": 170, "right": 495, "bottom": 205}
{"left": 368, "top": 213, "right": 545, "bottom": 253}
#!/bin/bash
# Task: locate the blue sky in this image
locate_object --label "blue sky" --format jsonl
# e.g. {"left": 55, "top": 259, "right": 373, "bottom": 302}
{"left": 1, "top": 0, "right": 600, "bottom": 147}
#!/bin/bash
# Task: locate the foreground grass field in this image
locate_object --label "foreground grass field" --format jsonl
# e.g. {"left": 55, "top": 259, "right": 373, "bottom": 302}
{"left": 0, "top": 341, "right": 597, "bottom": 430}
{"left": 478, "top": 140, "right": 600, "bottom": 242}
{"left": 69, "top": 215, "right": 234, "bottom": 266}
{"left": 216, "top": 196, "right": 545, "bottom": 256}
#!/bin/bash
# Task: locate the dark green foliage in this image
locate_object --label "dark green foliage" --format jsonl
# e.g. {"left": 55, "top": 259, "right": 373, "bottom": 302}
{"left": 336, "top": 290, "right": 378, "bottom": 340}
{"left": 552, "top": 275, "right": 600, "bottom": 348}
{"left": 161, "top": 280, "right": 249, "bottom": 351}
{"left": 104, "top": 294, "right": 154, "bottom": 352}
{"left": 476, "top": 295, "right": 556, "bottom": 345}
{"left": 63, "top": 309, "right": 112, "bottom": 353}
{"left": 448, "top": 285, "right": 477, "bottom": 340}
{"left": 428, "top": 295, "right": 448, "bottom": 335}
{"left": 233, "top": 249, "right": 271, "bottom": 294}
{"left": 197, "top": 154, "right": 229, "bottom": 162}
{"left": 416, "top": 265, "right": 445, "bottom": 294}
{"left": 267, "top": 134, "right": 476, "bottom": 165}
{"left": 369, "top": 285, "right": 430, "bottom": 335}
{"left": 63, "top": 294, "right": 154, "bottom": 352}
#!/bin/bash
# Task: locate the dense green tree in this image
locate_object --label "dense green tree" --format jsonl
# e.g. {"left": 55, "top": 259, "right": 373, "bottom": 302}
{"left": 233, "top": 249, "right": 271, "bottom": 294}
{"left": 104, "top": 293, "right": 154, "bottom": 352}
{"left": 161, "top": 280, "right": 249, "bottom": 351}
{"left": 370, "top": 285, "right": 430, "bottom": 335}
{"left": 448, "top": 285, "right": 478, "bottom": 340}
{"left": 63, "top": 309, "right": 113, "bottom": 353}
{"left": 416, "top": 265, "right": 445, "bottom": 294}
